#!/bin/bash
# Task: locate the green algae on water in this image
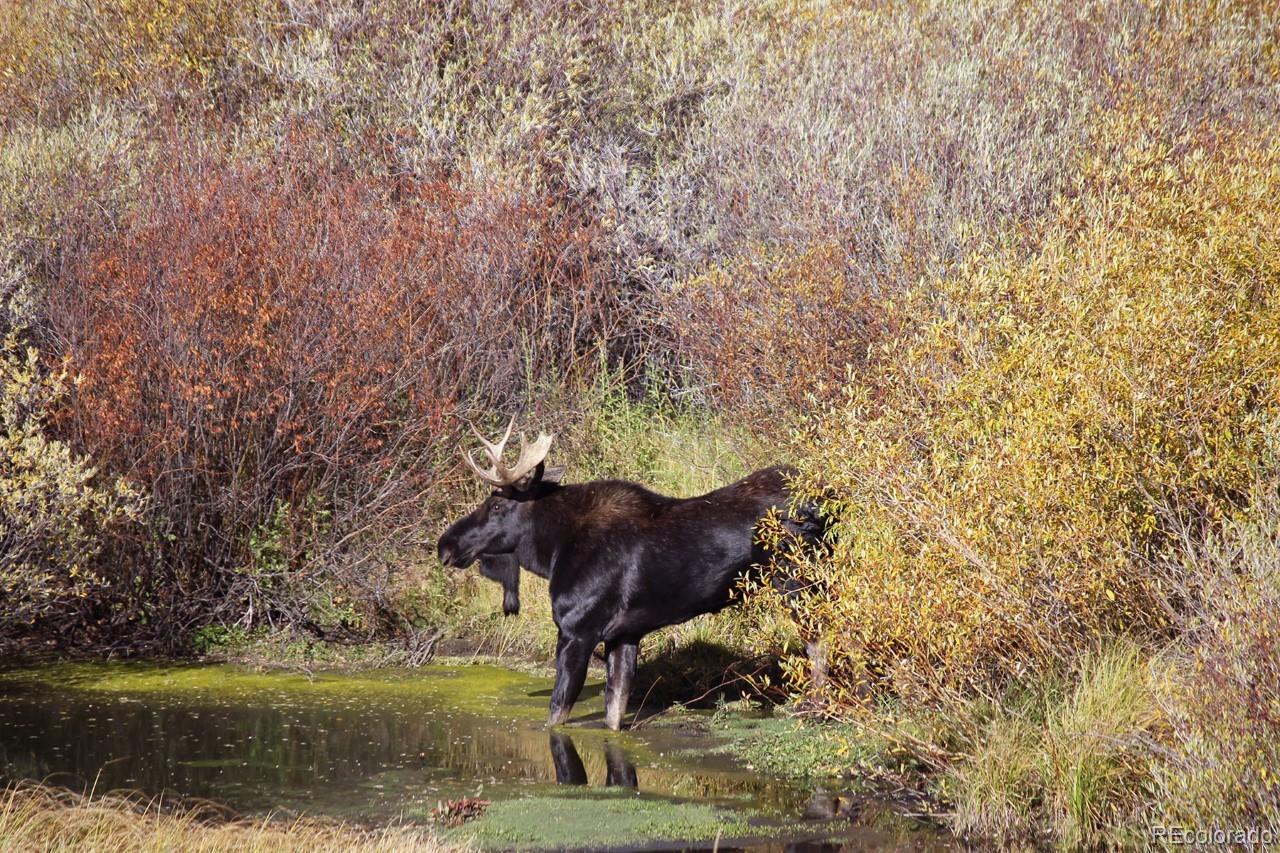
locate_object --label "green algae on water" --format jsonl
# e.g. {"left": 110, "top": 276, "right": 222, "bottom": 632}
{"left": 0, "top": 661, "right": 557, "bottom": 719}
{"left": 0, "top": 661, "right": 801, "bottom": 815}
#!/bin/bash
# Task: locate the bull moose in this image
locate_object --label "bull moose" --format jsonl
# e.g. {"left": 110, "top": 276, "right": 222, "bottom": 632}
{"left": 437, "top": 420, "right": 825, "bottom": 730}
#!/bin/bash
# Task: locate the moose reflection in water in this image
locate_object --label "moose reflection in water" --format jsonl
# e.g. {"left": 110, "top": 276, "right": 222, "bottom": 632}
{"left": 437, "top": 420, "right": 829, "bottom": 730}
{"left": 548, "top": 733, "right": 638, "bottom": 788}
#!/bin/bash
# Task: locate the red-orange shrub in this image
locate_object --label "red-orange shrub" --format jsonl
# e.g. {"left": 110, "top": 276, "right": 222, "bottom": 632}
{"left": 46, "top": 134, "right": 615, "bottom": 642}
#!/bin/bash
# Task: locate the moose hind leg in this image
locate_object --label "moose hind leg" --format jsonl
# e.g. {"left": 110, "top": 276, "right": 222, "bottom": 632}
{"left": 604, "top": 639, "right": 637, "bottom": 731}
{"left": 548, "top": 632, "right": 594, "bottom": 726}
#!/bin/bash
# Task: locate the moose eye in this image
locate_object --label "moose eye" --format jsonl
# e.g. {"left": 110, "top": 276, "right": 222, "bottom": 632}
{"left": 476, "top": 496, "right": 506, "bottom": 519}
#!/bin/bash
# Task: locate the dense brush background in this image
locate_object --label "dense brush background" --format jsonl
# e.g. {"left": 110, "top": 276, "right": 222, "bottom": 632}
{"left": 3, "top": 0, "right": 1279, "bottom": 845}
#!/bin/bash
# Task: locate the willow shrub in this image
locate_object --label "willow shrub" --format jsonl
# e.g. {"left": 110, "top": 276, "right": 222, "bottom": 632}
{"left": 662, "top": 244, "right": 887, "bottom": 413}
{"left": 44, "top": 132, "right": 615, "bottom": 644}
{"left": 761, "top": 127, "right": 1280, "bottom": 705}
{"left": 7, "top": 0, "right": 1275, "bottom": 294}
{"left": 0, "top": 0, "right": 268, "bottom": 127}
{"left": 1, "top": 327, "right": 139, "bottom": 641}
{"left": 1153, "top": 447, "right": 1280, "bottom": 835}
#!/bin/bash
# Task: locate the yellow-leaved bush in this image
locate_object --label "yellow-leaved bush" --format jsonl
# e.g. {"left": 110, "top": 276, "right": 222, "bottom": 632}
{"left": 1, "top": 326, "right": 139, "bottom": 638}
{"left": 764, "top": 126, "right": 1280, "bottom": 705}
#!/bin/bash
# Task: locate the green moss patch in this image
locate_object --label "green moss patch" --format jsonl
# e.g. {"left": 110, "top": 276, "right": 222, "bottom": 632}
{"left": 0, "top": 661, "right": 575, "bottom": 723}
{"left": 449, "top": 791, "right": 758, "bottom": 850}
{"left": 704, "top": 711, "right": 921, "bottom": 783}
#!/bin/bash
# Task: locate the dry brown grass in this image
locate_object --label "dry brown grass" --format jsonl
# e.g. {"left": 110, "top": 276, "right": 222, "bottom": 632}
{"left": 0, "top": 782, "right": 457, "bottom": 853}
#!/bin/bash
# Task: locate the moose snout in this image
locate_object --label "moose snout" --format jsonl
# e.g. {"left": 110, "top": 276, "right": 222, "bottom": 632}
{"left": 437, "top": 538, "right": 474, "bottom": 569}
{"left": 437, "top": 541, "right": 460, "bottom": 569}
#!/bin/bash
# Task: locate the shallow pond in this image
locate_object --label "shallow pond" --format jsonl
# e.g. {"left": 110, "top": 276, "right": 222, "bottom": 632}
{"left": 0, "top": 661, "right": 955, "bottom": 851}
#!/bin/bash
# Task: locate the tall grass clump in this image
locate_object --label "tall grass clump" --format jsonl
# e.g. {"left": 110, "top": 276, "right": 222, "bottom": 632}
{"left": 940, "top": 442, "right": 1280, "bottom": 846}
{"left": 943, "top": 643, "right": 1166, "bottom": 847}
{"left": 558, "top": 368, "right": 763, "bottom": 494}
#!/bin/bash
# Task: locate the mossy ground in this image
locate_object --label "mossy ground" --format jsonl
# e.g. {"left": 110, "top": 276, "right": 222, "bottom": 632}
{"left": 703, "top": 708, "right": 908, "bottom": 783}
{"left": 0, "top": 660, "right": 559, "bottom": 720}
{"left": 443, "top": 789, "right": 758, "bottom": 851}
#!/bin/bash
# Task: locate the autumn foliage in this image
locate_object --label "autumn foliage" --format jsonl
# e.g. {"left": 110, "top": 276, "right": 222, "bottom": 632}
{"left": 760, "top": 125, "right": 1280, "bottom": 701}
{"left": 1, "top": 329, "right": 139, "bottom": 640}
{"left": 1153, "top": 465, "right": 1280, "bottom": 833}
{"left": 663, "top": 244, "right": 888, "bottom": 413}
{"left": 44, "top": 135, "right": 614, "bottom": 640}
{"left": 2, "top": 0, "right": 1279, "bottom": 842}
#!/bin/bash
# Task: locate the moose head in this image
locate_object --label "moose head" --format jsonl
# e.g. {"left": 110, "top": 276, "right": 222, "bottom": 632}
{"left": 436, "top": 419, "right": 557, "bottom": 571}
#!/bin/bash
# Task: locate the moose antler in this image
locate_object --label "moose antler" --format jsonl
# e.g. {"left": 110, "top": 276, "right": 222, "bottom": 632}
{"left": 462, "top": 417, "right": 555, "bottom": 488}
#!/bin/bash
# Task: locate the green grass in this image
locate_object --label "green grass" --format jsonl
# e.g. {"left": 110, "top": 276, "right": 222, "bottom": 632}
{"left": 939, "top": 642, "right": 1164, "bottom": 848}
{"left": 547, "top": 364, "right": 769, "bottom": 496}
{"left": 701, "top": 643, "right": 1165, "bottom": 848}
{"left": 706, "top": 711, "right": 904, "bottom": 783}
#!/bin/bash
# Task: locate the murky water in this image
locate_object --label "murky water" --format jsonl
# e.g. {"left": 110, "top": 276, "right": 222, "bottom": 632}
{"left": 0, "top": 662, "right": 955, "bottom": 851}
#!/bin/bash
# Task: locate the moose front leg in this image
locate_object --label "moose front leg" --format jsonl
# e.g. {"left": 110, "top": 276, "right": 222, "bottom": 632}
{"left": 604, "top": 639, "right": 637, "bottom": 731}
{"left": 548, "top": 631, "right": 594, "bottom": 726}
